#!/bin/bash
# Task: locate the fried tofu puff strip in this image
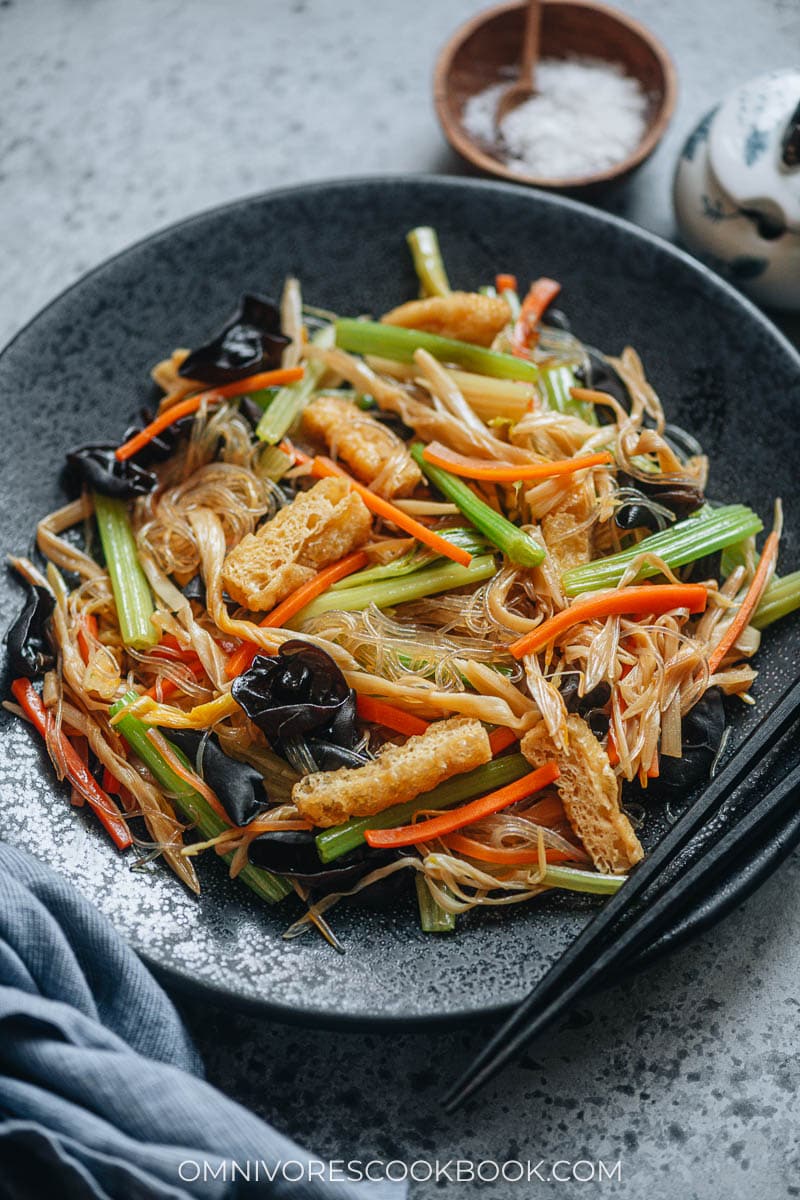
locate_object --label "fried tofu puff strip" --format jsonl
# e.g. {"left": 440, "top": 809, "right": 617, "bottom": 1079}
{"left": 302, "top": 396, "right": 421, "bottom": 498}
{"left": 521, "top": 714, "right": 643, "bottom": 874}
{"left": 293, "top": 718, "right": 492, "bottom": 827}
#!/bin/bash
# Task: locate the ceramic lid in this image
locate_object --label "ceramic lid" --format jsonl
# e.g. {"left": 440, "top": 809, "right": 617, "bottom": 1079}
{"left": 709, "top": 69, "right": 800, "bottom": 233}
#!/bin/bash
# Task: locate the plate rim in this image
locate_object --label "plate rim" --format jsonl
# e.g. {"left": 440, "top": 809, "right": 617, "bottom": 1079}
{"left": 3, "top": 172, "right": 799, "bottom": 373}
{"left": 3, "top": 173, "right": 799, "bottom": 1027}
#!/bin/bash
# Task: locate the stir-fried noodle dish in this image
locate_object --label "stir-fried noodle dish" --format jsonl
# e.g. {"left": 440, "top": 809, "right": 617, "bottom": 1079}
{"left": 6, "top": 229, "right": 796, "bottom": 947}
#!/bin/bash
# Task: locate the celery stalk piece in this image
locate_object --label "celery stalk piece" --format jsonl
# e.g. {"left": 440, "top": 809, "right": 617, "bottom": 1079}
{"left": 562, "top": 505, "right": 763, "bottom": 595}
{"left": 335, "top": 318, "right": 540, "bottom": 383}
{"left": 256, "top": 324, "right": 334, "bottom": 444}
{"left": 411, "top": 444, "right": 545, "bottom": 568}
{"left": 316, "top": 754, "right": 530, "bottom": 862}
{"left": 111, "top": 694, "right": 290, "bottom": 904}
{"left": 539, "top": 363, "right": 597, "bottom": 425}
{"left": 415, "top": 875, "right": 456, "bottom": 933}
{"left": 720, "top": 535, "right": 756, "bottom": 578}
{"left": 247, "top": 387, "right": 280, "bottom": 410}
{"left": 497, "top": 285, "right": 521, "bottom": 320}
{"left": 406, "top": 226, "right": 451, "bottom": 297}
{"left": 539, "top": 865, "right": 626, "bottom": 895}
{"left": 422, "top": 854, "right": 625, "bottom": 896}
{"left": 753, "top": 570, "right": 800, "bottom": 629}
{"left": 327, "top": 547, "right": 436, "bottom": 591}
{"left": 93, "top": 492, "right": 158, "bottom": 650}
{"left": 291, "top": 555, "right": 496, "bottom": 624}
{"left": 254, "top": 444, "right": 293, "bottom": 481}
{"left": 327, "top": 528, "right": 491, "bottom": 592}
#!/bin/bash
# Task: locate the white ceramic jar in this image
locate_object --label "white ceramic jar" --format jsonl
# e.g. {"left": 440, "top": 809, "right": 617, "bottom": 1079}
{"left": 673, "top": 69, "right": 800, "bottom": 310}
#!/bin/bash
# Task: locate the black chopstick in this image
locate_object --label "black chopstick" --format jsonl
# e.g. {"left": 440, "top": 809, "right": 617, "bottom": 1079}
{"left": 443, "top": 675, "right": 800, "bottom": 1110}
{"left": 446, "top": 756, "right": 800, "bottom": 1108}
{"left": 626, "top": 782, "right": 800, "bottom": 978}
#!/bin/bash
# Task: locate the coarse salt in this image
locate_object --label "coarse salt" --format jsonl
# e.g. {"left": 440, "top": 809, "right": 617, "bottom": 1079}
{"left": 463, "top": 57, "right": 649, "bottom": 180}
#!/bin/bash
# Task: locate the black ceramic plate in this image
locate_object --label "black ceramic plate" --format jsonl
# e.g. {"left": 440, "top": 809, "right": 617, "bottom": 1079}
{"left": 1, "top": 178, "right": 799, "bottom": 1026}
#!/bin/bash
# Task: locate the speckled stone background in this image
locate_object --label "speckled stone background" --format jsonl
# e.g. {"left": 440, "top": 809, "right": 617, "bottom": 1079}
{"left": 2, "top": 1, "right": 800, "bottom": 1197}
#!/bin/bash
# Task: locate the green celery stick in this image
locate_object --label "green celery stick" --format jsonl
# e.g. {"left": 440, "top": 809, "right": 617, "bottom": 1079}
{"left": 93, "top": 493, "right": 157, "bottom": 650}
{"left": 411, "top": 444, "right": 545, "bottom": 568}
{"left": 111, "top": 694, "right": 290, "bottom": 904}
{"left": 563, "top": 505, "right": 763, "bottom": 594}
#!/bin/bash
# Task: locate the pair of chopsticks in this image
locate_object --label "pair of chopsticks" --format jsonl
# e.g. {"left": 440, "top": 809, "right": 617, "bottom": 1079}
{"left": 443, "top": 675, "right": 800, "bottom": 1110}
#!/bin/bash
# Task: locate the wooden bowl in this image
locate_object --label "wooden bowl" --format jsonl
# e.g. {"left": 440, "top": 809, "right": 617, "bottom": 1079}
{"left": 434, "top": 0, "right": 677, "bottom": 190}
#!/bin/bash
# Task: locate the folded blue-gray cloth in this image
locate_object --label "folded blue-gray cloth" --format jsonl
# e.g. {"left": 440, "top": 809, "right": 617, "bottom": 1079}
{"left": 0, "top": 844, "right": 405, "bottom": 1200}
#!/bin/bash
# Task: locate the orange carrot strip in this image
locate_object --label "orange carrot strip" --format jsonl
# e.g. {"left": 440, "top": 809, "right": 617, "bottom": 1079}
{"left": 364, "top": 761, "right": 560, "bottom": 848}
{"left": 224, "top": 550, "right": 369, "bottom": 679}
{"left": 355, "top": 696, "right": 429, "bottom": 737}
{"left": 708, "top": 530, "right": 780, "bottom": 674}
{"left": 488, "top": 726, "right": 519, "bottom": 756}
{"left": 495, "top": 273, "right": 518, "bottom": 294}
{"left": 422, "top": 442, "right": 613, "bottom": 483}
{"left": 224, "top": 647, "right": 263, "bottom": 680}
{"left": 519, "top": 794, "right": 568, "bottom": 827}
{"left": 509, "top": 584, "right": 708, "bottom": 660}
{"left": 100, "top": 764, "right": 136, "bottom": 814}
{"left": 443, "top": 832, "right": 587, "bottom": 866}
{"left": 309, "top": 456, "right": 472, "bottom": 567}
{"left": 254, "top": 550, "right": 367, "bottom": 628}
{"left": 145, "top": 728, "right": 232, "bottom": 825}
{"left": 70, "top": 735, "right": 89, "bottom": 807}
{"left": 77, "top": 614, "right": 98, "bottom": 664}
{"left": 279, "top": 437, "right": 309, "bottom": 464}
{"left": 512, "top": 277, "right": 562, "bottom": 356}
{"left": 102, "top": 766, "right": 121, "bottom": 796}
{"left": 11, "top": 678, "right": 132, "bottom": 850}
{"left": 115, "top": 366, "right": 305, "bottom": 461}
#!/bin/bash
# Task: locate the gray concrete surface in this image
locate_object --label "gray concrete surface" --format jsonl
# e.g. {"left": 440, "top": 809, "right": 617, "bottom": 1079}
{"left": 2, "top": 1, "right": 799, "bottom": 1196}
